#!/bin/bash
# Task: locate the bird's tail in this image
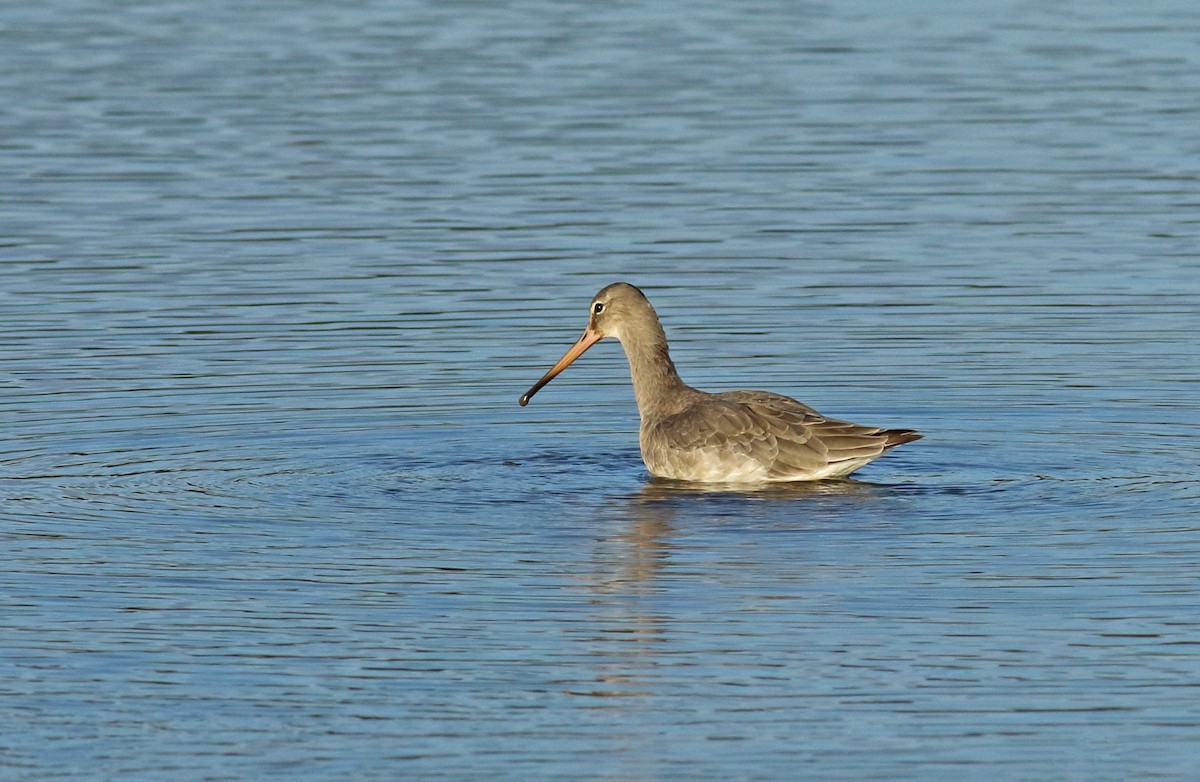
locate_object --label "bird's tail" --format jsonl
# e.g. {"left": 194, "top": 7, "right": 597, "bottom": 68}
{"left": 882, "top": 429, "right": 923, "bottom": 449}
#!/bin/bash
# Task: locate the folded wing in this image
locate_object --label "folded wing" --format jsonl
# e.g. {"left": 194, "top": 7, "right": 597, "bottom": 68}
{"left": 645, "top": 389, "right": 920, "bottom": 481}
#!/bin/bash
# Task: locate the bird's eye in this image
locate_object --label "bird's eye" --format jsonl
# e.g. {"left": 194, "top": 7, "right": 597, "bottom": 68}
{"left": 592, "top": 302, "right": 604, "bottom": 314}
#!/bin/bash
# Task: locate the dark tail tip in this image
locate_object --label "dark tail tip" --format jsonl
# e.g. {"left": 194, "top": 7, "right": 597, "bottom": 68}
{"left": 883, "top": 429, "right": 923, "bottom": 448}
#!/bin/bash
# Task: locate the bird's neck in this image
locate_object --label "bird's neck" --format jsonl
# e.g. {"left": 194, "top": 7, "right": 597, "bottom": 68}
{"left": 620, "top": 325, "right": 687, "bottom": 418}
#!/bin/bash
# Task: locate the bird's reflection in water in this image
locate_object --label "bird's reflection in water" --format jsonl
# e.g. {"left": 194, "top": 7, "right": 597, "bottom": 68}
{"left": 569, "top": 477, "right": 890, "bottom": 699}
{"left": 638, "top": 476, "right": 891, "bottom": 501}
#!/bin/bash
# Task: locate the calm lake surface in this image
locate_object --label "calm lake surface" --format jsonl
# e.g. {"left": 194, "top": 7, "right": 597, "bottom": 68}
{"left": 2, "top": 0, "right": 1199, "bottom": 779}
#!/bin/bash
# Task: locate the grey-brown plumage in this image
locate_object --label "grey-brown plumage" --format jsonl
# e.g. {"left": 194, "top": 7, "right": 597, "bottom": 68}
{"left": 520, "top": 282, "right": 921, "bottom": 482}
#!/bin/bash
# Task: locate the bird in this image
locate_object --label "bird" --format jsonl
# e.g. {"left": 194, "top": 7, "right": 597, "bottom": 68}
{"left": 519, "top": 282, "right": 921, "bottom": 483}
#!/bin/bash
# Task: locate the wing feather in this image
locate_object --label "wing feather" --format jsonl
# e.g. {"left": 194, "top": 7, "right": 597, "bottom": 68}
{"left": 642, "top": 389, "right": 919, "bottom": 481}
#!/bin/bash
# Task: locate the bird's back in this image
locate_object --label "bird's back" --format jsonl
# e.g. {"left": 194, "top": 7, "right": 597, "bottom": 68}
{"left": 640, "top": 387, "right": 920, "bottom": 482}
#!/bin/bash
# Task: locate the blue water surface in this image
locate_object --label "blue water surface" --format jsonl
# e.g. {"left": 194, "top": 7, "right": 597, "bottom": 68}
{"left": 2, "top": 1, "right": 1199, "bottom": 779}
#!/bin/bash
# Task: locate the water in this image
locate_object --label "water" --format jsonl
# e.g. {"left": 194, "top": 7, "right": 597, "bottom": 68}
{"left": 2, "top": 0, "right": 1199, "bottom": 778}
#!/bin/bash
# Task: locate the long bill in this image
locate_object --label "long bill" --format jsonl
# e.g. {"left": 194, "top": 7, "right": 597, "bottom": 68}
{"left": 519, "top": 328, "right": 603, "bottom": 406}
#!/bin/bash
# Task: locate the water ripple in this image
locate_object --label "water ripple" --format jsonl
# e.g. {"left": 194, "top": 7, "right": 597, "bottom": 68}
{"left": 3, "top": 0, "right": 1200, "bottom": 779}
